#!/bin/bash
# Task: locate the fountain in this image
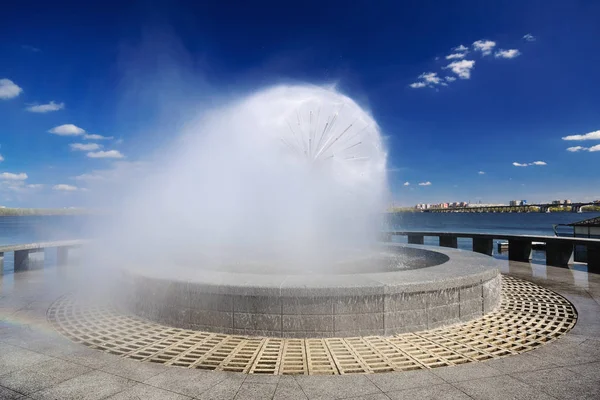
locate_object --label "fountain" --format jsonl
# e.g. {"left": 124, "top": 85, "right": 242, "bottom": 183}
{"left": 105, "top": 84, "right": 501, "bottom": 337}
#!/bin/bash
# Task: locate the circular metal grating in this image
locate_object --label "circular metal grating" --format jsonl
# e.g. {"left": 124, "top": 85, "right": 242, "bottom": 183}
{"left": 47, "top": 275, "right": 577, "bottom": 375}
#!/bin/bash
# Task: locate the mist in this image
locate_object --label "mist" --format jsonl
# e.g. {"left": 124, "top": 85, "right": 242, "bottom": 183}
{"left": 82, "top": 84, "right": 388, "bottom": 275}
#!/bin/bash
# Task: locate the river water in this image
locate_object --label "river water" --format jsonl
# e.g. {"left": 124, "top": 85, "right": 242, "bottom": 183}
{"left": 1, "top": 212, "right": 598, "bottom": 271}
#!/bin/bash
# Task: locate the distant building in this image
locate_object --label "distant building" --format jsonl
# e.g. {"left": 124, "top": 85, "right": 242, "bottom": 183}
{"left": 564, "top": 199, "right": 572, "bottom": 204}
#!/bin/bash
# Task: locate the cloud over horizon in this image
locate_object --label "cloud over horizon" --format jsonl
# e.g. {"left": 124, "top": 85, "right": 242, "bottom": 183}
{"left": 86, "top": 150, "right": 125, "bottom": 159}
{"left": 53, "top": 184, "right": 78, "bottom": 191}
{"left": 1, "top": 172, "right": 28, "bottom": 180}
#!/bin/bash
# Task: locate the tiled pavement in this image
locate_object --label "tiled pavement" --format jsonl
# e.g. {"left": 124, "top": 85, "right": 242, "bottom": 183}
{"left": 1, "top": 260, "right": 599, "bottom": 399}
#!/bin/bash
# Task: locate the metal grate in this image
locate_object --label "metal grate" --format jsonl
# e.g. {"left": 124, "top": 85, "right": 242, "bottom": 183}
{"left": 47, "top": 275, "right": 577, "bottom": 375}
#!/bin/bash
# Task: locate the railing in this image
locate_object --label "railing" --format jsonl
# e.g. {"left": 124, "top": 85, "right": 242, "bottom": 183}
{"left": 382, "top": 231, "right": 600, "bottom": 272}
{"left": 0, "top": 240, "right": 87, "bottom": 272}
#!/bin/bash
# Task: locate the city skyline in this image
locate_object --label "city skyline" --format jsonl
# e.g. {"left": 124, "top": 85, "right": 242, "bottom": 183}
{"left": 1, "top": 1, "right": 599, "bottom": 207}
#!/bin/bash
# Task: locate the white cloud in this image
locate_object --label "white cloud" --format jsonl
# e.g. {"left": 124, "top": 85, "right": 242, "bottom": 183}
{"left": 419, "top": 72, "right": 441, "bottom": 85}
{"left": 567, "top": 145, "right": 600, "bottom": 152}
{"left": 478, "top": 171, "right": 485, "bottom": 175}
{"left": 27, "top": 184, "right": 44, "bottom": 189}
{"left": 513, "top": 161, "right": 547, "bottom": 167}
{"left": 49, "top": 124, "right": 85, "bottom": 136}
{"left": 53, "top": 184, "right": 78, "bottom": 191}
{"left": 445, "top": 60, "right": 476, "bottom": 79}
{"left": 523, "top": 34, "right": 536, "bottom": 42}
{"left": 410, "top": 72, "right": 444, "bottom": 89}
{"left": 409, "top": 82, "right": 427, "bottom": 89}
{"left": 473, "top": 40, "right": 496, "bottom": 56}
{"left": 86, "top": 150, "right": 125, "bottom": 159}
{"left": 83, "top": 133, "right": 113, "bottom": 140}
{"left": 446, "top": 53, "right": 466, "bottom": 60}
{"left": 403, "top": 182, "right": 410, "bottom": 186}
{"left": 0, "top": 154, "right": 3, "bottom": 162}
{"left": 26, "top": 101, "right": 65, "bottom": 113}
{"left": 0, "top": 79, "right": 23, "bottom": 99}
{"left": 562, "top": 130, "right": 600, "bottom": 141}
{"left": 495, "top": 49, "right": 521, "bottom": 59}
{"left": 1, "top": 172, "right": 28, "bottom": 180}
{"left": 454, "top": 45, "right": 469, "bottom": 52}
{"left": 72, "top": 173, "right": 105, "bottom": 181}
{"left": 70, "top": 143, "right": 102, "bottom": 151}
{"left": 445, "top": 76, "right": 456, "bottom": 82}
{"left": 418, "top": 181, "right": 432, "bottom": 186}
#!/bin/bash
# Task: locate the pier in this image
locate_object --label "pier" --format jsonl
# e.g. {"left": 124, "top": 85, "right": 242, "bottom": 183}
{"left": 382, "top": 231, "right": 600, "bottom": 272}
{"left": 0, "top": 240, "right": 86, "bottom": 272}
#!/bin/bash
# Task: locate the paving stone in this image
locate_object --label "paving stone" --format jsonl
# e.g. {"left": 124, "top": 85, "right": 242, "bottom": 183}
{"left": 0, "top": 385, "right": 23, "bottom": 399}
{"left": 0, "top": 357, "right": 91, "bottom": 395}
{"left": 196, "top": 375, "right": 245, "bottom": 400}
{"left": 484, "top": 352, "right": 559, "bottom": 374}
{"left": 454, "top": 375, "right": 556, "bottom": 400}
{"left": 430, "top": 361, "right": 503, "bottom": 382}
{"left": 29, "top": 370, "right": 135, "bottom": 400}
{"left": 243, "top": 374, "right": 280, "bottom": 384}
{"left": 0, "top": 346, "right": 51, "bottom": 376}
{"left": 566, "top": 361, "right": 600, "bottom": 378}
{"left": 338, "top": 394, "right": 390, "bottom": 400}
{"left": 386, "top": 383, "right": 471, "bottom": 400}
{"left": 233, "top": 383, "right": 277, "bottom": 400}
{"left": 273, "top": 377, "right": 308, "bottom": 400}
{"left": 368, "top": 369, "right": 445, "bottom": 392}
{"left": 105, "top": 383, "right": 193, "bottom": 399}
{"left": 143, "top": 368, "right": 225, "bottom": 398}
{"left": 57, "top": 347, "right": 120, "bottom": 368}
{"left": 511, "top": 367, "right": 600, "bottom": 400}
{"left": 295, "top": 375, "right": 382, "bottom": 399}
{"left": 101, "top": 358, "right": 170, "bottom": 381}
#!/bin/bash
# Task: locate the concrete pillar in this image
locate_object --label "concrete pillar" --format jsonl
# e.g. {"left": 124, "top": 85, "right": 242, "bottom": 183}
{"left": 508, "top": 239, "right": 532, "bottom": 262}
{"left": 14, "top": 250, "right": 30, "bottom": 272}
{"left": 473, "top": 238, "right": 493, "bottom": 256}
{"left": 439, "top": 236, "right": 458, "bottom": 248}
{"left": 587, "top": 244, "right": 600, "bottom": 274}
{"left": 545, "top": 240, "right": 574, "bottom": 267}
{"left": 57, "top": 247, "right": 69, "bottom": 267}
{"left": 407, "top": 235, "right": 424, "bottom": 245}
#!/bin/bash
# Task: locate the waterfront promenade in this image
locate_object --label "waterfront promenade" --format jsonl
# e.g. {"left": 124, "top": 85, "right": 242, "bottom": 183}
{"left": 1, "top": 242, "right": 600, "bottom": 399}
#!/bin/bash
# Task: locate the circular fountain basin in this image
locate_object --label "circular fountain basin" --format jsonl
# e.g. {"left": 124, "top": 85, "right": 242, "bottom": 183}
{"left": 119, "top": 243, "right": 501, "bottom": 338}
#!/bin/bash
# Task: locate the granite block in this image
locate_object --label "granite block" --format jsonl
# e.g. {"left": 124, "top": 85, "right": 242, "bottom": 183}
{"left": 283, "top": 314, "right": 335, "bottom": 332}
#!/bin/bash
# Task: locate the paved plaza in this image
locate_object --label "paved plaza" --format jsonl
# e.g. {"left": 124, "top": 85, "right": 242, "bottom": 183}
{"left": 1, "top": 260, "right": 599, "bottom": 399}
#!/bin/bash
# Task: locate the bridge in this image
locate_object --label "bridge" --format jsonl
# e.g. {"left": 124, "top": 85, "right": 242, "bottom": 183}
{"left": 422, "top": 202, "right": 597, "bottom": 213}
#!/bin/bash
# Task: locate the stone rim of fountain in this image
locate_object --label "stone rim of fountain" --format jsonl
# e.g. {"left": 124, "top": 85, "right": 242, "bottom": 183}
{"left": 119, "top": 243, "right": 502, "bottom": 337}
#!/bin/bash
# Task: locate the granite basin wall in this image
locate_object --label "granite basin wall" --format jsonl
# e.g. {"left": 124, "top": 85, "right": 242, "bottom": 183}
{"left": 117, "top": 244, "right": 502, "bottom": 338}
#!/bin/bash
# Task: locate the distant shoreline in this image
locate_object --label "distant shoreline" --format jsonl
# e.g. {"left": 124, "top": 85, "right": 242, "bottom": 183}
{"left": 0, "top": 208, "right": 94, "bottom": 216}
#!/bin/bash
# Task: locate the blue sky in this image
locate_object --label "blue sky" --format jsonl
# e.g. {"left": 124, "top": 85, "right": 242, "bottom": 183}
{"left": 1, "top": 0, "right": 599, "bottom": 207}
